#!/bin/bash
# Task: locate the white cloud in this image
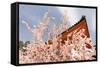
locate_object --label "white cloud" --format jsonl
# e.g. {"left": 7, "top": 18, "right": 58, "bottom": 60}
{"left": 57, "top": 7, "right": 79, "bottom": 26}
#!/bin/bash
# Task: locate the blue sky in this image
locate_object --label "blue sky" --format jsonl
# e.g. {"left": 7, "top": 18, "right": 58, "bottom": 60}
{"left": 19, "top": 4, "right": 96, "bottom": 45}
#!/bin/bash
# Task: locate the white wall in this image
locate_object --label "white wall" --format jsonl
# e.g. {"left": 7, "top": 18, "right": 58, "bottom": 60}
{"left": 0, "top": 0, "right": 99, "bottom": 68}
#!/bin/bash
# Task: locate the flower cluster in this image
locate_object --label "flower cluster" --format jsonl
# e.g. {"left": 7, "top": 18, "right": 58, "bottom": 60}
{"left": 19, "top": 28, "right": 96, "bottom": 64}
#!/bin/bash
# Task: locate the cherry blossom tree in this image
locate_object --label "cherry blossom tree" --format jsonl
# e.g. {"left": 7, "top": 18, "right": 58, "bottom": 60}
{"left": 22, "top": 11, "right": 50, "bottom": 44}
{"left": 19, "top": 11, "right": 96, "bottom": 64}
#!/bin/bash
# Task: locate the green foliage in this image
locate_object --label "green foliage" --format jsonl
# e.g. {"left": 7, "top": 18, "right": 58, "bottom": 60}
{"left": 19, "top": 41, "right": 24, "bottom": 50}
{"left": 19, "top": 41, "right": 30, "bottom": 50}
{"left": 25, "top": 41, "right": 30, "bottom": 46}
